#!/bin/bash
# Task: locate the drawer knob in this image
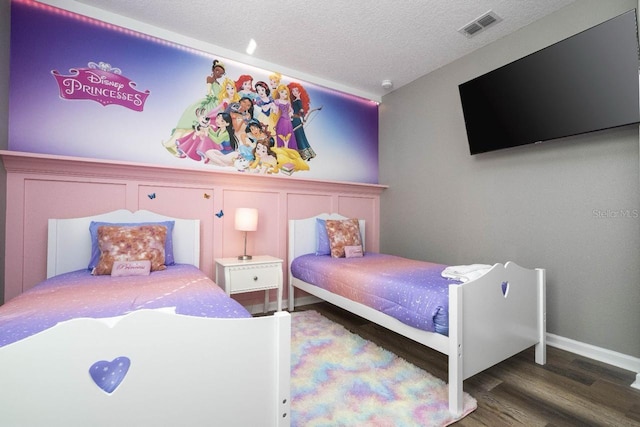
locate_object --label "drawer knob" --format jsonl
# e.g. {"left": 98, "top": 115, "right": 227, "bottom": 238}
{"left": 253, "top": 276, "right": 258, "bottom": 281}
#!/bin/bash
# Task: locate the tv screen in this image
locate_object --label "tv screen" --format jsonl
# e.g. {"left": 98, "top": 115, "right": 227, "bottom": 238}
{"left": 459, "top": 10, "right": 640, "bottom": 155}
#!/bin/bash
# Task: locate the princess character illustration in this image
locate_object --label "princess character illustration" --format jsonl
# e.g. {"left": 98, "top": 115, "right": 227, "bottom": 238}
{"left": 175, "top": 107, "right": 222, "bottom": 161}
{"left": 273, "top": 84, "right": 298, "bottom": 149}
{"left": 163, "top": 59, "right": 226, "bottom": 155}
{"left": 202, "top": 112, "right": 241, "bottom": 166}
{"left": 288, "top": 82, "right": 317, "bottom": 161}
{"left": 236, "top": 74, "right": 257, "bottom": 101}
{"left": 250, "top": 139, "right": 279, "bottom": 174}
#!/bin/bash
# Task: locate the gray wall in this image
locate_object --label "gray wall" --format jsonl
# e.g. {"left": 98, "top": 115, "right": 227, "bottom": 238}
{"left": 0, "top": 0, "right": 9, "bottom": 305}
{"left": 380, "top": 0, "right": 640, "bottom": 358}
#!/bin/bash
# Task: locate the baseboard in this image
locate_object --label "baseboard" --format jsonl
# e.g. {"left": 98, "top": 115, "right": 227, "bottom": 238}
{"left": 280, "top": 297, "right": 640, "bottom": 389}
{"left": 245, "top": 295, "right": 322, "bottom": 315}
{"left": 288, "top": 295, "right": 323, "bottom": 308}
{"left": 546, "top": 333, "right": 640, "bottom": 389}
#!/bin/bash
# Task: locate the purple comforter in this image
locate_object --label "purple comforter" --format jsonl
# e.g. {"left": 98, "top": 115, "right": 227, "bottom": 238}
{"left": 0, "top": 264, "right": 250, "bottom": 348}
{"left": 291, "top": 253, "right": 460, "bottom": 335}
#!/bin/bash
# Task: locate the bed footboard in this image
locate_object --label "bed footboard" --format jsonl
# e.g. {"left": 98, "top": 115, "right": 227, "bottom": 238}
{"left": 0, "top": 309, "right": 291, "bottom": 427}
{"left": 448, "top": 262, "right": 546, "bottom": 415}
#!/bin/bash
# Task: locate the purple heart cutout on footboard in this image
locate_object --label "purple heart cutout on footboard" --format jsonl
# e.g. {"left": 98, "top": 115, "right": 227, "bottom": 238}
{"left": 501, "top": 281, "right": 509, "bottom": 298}
{"left": 89, "top": 356, "right": 131, "bottom": 394}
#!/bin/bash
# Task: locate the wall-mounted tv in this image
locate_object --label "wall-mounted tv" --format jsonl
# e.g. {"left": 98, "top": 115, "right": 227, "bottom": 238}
{"left": 459, "top": 9, "right": 640, "bottom": 155}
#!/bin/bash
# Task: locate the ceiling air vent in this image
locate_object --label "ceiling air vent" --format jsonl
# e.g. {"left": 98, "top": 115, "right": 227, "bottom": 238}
{"left": 459, "top": 10, "right": 502, "bottom": 38}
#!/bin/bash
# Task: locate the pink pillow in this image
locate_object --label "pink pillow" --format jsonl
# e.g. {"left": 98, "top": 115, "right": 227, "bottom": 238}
{"left": 111, "top": 260, "right": 151, "bottom": 277}
{"left": 344, "top": 245, "right": 363, "bottom": 258}
{"left": 92, "top": 225, "right": 167, "bottom": 275}
{"left": 325, "top": 219, "right": 363, "bottom": 258}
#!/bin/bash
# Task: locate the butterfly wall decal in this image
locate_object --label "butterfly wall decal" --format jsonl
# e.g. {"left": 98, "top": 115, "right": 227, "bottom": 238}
{"left": 148, "top": 193, "right": 156, "bottom": 200}
{"left": 215, "top": 210, "right": 224, "bottom": 218}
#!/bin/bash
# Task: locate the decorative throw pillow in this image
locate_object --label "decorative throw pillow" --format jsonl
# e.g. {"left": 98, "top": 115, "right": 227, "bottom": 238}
{"left": 344, "top": 245, "right": 364, "bottom": 258}
{"left": 92, "top": 225, "right": 167, "bottom": 275}
{"left": 88, "top": 220, "right": 175, "bottom": 270}
{"left": 111, "top": 260, "right": 152, "bottom": 277}
{"left": 315, "top": 218, "right": 331, "bottom": 256}
{"left": 325, "top": 218, "right": 362, "bottom": 258}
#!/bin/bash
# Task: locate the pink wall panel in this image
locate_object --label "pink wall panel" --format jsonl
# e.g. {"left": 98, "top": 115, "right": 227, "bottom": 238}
{"left": 219, "top": 189, "right": 284, "bottom": 307}
{"left": 220, "top": 189, "right": 282, "bottom": 260}
{"left": 138, "top": 184, "right": 216, "bottom": 278}
{"left": 287, "top": 193, "right": 333, "bottom": 220}
{"left": 19, "top": 180, "right": 127, "bottom": 299}
{"left": 2, "top": 151, "right": 386, "bottom": 306}
{"left": 337, "top": 196, "right": 380, "bottom": 252}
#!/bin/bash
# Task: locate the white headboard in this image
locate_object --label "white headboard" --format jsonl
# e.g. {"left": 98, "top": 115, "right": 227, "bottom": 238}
{"left": 47, "top": 209, "right": 200, "bottom": 277}
{"left": 288, "top": 213, "right": 366, "bottom": 262}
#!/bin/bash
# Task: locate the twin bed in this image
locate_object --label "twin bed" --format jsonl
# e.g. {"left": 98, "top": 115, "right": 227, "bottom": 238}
{"left": 0, "top": 209, "right": 545, "bottom": 425}
{"left": 288, "top": 213, "right": 546, "bottom": 417}
{"left": 0, "top": 210, "right": 290, "bottom": 427}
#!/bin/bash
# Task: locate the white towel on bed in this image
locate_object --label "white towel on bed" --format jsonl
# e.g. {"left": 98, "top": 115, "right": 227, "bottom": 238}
{"left": 441, "top": 264, "right": 492, "bottom": 283}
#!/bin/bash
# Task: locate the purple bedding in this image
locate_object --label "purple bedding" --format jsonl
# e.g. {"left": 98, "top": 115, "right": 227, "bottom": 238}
{"left": 0, "top": 264, "right": 251, "bottom": 348}
{"left": 291, "top": 253, "right": 461, "bottom": 335}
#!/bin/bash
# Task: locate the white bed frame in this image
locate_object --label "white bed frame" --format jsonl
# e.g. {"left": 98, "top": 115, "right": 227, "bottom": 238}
{"left": 288, "top": 213, "right": 546, "bottom": 417}
{"left": 1, "top": 210, "right": 291, "bottom": 427}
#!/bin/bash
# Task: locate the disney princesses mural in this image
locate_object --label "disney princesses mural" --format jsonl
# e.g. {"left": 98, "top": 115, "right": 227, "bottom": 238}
{"left": 9, "top": 0, "right": 380, "bottom": 184}
{"left": 162, "top": 60, "right": 321, "bottom": 176}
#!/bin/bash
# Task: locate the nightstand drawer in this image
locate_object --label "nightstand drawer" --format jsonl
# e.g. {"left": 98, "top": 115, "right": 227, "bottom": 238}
{"left": 228, "top": 264, "right": 280, "bottom": 293}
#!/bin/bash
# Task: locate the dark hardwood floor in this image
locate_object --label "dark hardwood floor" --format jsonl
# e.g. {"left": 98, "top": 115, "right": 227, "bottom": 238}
{"left": 291, "top": 302, "right": 640, "bottom": 427}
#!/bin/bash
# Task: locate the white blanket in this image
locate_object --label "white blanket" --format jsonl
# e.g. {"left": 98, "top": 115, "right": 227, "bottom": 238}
{"left": 441, "top": 264, "right": 492, "bottom": 283}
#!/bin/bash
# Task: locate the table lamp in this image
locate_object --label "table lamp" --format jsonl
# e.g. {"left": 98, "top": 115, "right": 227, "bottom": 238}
{"left": 235, "top": 208, "right": 258, "bottom": 260}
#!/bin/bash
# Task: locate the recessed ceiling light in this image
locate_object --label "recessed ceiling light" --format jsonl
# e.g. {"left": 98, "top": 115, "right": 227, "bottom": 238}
{"left": 246, "top": 38, "right": 257, "bottom": 55}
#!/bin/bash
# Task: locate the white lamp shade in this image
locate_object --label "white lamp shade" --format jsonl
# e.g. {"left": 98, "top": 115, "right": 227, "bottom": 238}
{"left": 235, "top": 208, "right": 258, "bottom": 232}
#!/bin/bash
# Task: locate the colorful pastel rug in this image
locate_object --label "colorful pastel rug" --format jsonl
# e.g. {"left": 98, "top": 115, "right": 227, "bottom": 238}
{"left": 290, "top": 310, "right": 477, "bottom": 426}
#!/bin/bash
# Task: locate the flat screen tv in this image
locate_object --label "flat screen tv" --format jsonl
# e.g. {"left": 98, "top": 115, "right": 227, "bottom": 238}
{"left": 459, "top": 9, "right": 640, "bottom": 155}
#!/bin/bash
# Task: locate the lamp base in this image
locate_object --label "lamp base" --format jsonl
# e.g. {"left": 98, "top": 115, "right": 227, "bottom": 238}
{"left": 238, "top": 254, "right": 253, "bottom": 260}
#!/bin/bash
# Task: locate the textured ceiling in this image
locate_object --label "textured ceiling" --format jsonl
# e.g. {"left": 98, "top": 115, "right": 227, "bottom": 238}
{"left": 66, "top": 0, "right": 576, "bottom": 100}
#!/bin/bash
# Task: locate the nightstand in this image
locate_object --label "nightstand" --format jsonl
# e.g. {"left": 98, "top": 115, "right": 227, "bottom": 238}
{"left": 215, "top": 255, "right": 284, "bottom": 312}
